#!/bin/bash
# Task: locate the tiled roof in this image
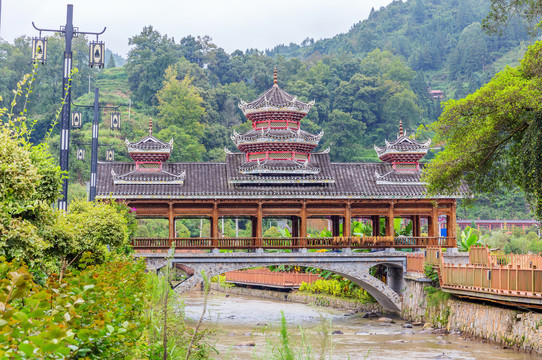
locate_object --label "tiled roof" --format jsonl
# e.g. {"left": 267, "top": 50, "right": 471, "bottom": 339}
{"left": 126, "top": 135, "right": 173, "bottom": 152}
{"left": 112, "top": 167, "right": 185, "bottom": 185}
{"left": 239, "top": 84, "right": 314, "bottom": 115}
{"left": 97, "top": 154, "right": 463, "bottom": 200}
{"left": 230, "top": 153, "right": 330, "bottom": 179}
{"left": 374, "top": 135, "right": 431, "bottom": 159}
{"left": 231, "top": 128, "right": 323, "bottom": 147}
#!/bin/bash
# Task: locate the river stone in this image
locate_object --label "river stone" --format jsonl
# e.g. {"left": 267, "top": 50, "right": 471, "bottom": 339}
{"left": 412, "top": 321, "right": 424, "bottom": 326}
{"left": 377, "top": 317, "right": 394, "bottom": 323}
{"left": 361, "top": 311, "right": 380, "bottom": 318}
{"left": 401, "top": 330, "right": 415, "bottom": 335}
{"left": 438, "top": 340, "right": 452, "bottom": 345}
{"left": 355, "top": 331, "right": 369, "bottom": 335}
{"left": 419, "top": 329, "right": 433, "bottom": 334}
{"left": 433, "top": 329, "right": 448, "bottom": 335}
{"left": 402, "top": 323, "right": 413, "bottom": 328}
{"left": 235, "top": 341, "right": 255, "bottom": 347}
{"left": 434, "top": 354, "right": 452, "bottom": 360}
{"left": 332, "top": 330, "right": 344, "bottom": 335}
{"left": 423, "top": 322, "right": 434, "bottom": 329}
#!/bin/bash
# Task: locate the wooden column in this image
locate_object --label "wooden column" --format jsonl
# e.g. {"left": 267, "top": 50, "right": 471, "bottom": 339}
{"left": 257, "top": 202, "right": 263, "bottom": 247}
{"left": 251, "top": 217, "right": 258, "bottom": 237}
{"left": 385, "top": 202, "right": 395, "bottom": 237}
{"left": 300, "top": 202, "right": 307, "bottom": 247}
{"left": 212, "top": 201, "right": 219, "bottom": 247}
{"left": 413, "top": 215, "right": 421, "bottom": 237}
{"left": 168, "top": 202, "right": 175, "bottom": 240}
{"left": 429, "top": 202, "right": 439, "bottom": 238}
{"left": 344, "top": 202, "right": 351, "bottom": 238}
{"left": 291, "top": 216, "right": 299, "bottom": 238}
{"left": 450, "top": 202, "right": 457, "bottom": 245}
{"left": 372, "top": 216, "right": 380, "bottom": 236}
{"left": 331, "top": 216, "right": 340, "bottom": 237}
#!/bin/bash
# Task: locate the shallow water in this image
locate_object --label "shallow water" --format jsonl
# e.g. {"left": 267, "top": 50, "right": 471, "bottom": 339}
{"left": 182, "top": 290, "right": 540, "bottom": 360}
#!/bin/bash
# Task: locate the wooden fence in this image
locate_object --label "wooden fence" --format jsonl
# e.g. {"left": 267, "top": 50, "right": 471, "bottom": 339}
{"left": 224, "top": 269, "right": 321, "bottom": 287}
{"left": 405, "top": 245, "right": 542, "bottom": 300}
{"left": 441, "top": 263, "right": 542, "bottom": 296}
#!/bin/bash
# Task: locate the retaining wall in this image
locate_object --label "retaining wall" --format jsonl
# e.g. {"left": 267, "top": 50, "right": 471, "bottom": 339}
{"left": 402, "top": 278, "right": 542, "bottom": 355}
{"left": 210, "top": 283, "right": 383, "bottom": 313}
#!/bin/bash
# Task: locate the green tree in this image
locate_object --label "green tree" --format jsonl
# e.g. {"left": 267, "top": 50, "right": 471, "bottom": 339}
{"left": 156, "top": 67, "right": 206, "bottom": 137}
{"left": 423, "top": 41, "right": 542, "bottom": 218}
{"left": 125, "top": 26, "right": 179, "bottom": 106}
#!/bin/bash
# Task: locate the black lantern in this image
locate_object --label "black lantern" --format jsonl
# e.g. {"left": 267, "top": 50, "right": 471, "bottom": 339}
{"left": 106, "top": 149, "right": 114, "bottom": 162}
{"left": 110, "top": 112, "right": 121, "bottom": 130}
{"left": 32, "top": 37, "right": 47, "bottom": 64}
{"left": 71, "top": 111, "right": 82, "bottom": 128}
{"left": 89, "top": 41, "right": 105, "bottom": 68}
{"left": 77, "top": 148, "right": 85, "bottom": 160}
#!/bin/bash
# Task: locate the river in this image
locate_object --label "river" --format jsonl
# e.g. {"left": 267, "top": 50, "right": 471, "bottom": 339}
{"left": 182, "top": 290, "right": 540, "bottom": 360}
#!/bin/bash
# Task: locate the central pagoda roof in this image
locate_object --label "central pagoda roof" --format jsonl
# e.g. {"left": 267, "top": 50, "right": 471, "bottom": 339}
{"left": 239, "top": 68, "right": 314, "bottom": 117}
{"left": 231, "top": 128, "right": 323, "bottom": 152}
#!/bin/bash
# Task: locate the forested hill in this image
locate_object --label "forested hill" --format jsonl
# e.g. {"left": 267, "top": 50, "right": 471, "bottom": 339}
{"left": 267, "top": 0, "right": 530, "bottom": 99}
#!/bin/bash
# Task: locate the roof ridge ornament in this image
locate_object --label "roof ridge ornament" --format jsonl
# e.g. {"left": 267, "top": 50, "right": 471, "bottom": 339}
{"left": 398, "top": 119, "right": 403, "bottom": 138}
{"left": 149, "top": 117, "right": 153, "bottom": 135}
{"left": 273, "top": 66, "right": 278, "bottom": 86}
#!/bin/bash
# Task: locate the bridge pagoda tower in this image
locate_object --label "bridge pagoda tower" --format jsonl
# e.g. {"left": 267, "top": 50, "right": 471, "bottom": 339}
{"left": 232, "top": 67, "right": 323, "bottom": 174}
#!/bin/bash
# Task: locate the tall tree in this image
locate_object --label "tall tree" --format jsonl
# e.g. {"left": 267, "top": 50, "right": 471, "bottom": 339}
{"left": 156, "top": 66, "right": 206, "bottom": 137}
{"left": 125, "top": 26, "right": 179, "bottom": 107}
{"left": 423, "top": 41, "right": 542, "bottom": 217}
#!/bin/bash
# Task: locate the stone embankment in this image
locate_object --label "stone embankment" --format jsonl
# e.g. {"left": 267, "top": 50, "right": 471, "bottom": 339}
{"left": 402, "top": 277, "right": 542, "bottom": 355}
{"left": 210, "top": 283, "right": 383, "bottom": 313}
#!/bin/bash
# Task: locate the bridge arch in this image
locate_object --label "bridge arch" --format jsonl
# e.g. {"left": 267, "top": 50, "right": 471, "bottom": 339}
{"left": 170, "top": 261, "right": 402, "bottom": 312}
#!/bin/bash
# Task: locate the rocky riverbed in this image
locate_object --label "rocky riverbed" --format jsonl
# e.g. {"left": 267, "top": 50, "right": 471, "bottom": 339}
{"left": 182, "top": 290, "right": 539, "bottom": 360}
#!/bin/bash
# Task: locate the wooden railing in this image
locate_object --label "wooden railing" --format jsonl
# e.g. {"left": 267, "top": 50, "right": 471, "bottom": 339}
{"left": 224, "top": 268, "right": 321, "bottom": 287}
{"left": 405, "top": 245, "right": 542, "bottom": 302}
{"left": 131, "top": 236, "right": 456, "bottom": 250}
{"left": 441, "top": 263, "right": 542, "bottom": 296}
{"left": 469, "top": 245, "right": 490, "bottom": 265}
{"left": 406, "top": 253, "right": 425, "bottom": 273}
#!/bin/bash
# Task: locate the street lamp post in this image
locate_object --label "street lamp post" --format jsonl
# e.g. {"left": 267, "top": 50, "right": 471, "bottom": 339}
{"left": 32, "top": 4, "right": 106, "bottom": 211}
{"left": 72, "top": 88, "right": 120, "bottom": 201}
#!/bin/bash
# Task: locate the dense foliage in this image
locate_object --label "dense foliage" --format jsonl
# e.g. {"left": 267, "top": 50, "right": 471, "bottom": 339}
{"left": 423, "top": 41, "right": 542, "bottom": 218}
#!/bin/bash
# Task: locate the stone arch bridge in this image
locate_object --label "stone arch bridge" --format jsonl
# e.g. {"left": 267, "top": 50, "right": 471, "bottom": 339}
{"left": 139, "top": 250, "right": 408, "bottom": 312}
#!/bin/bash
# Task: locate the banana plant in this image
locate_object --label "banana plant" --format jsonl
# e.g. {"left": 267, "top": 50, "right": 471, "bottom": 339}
{"left": 458, "top": 227, "right": 484, "bottom": 251}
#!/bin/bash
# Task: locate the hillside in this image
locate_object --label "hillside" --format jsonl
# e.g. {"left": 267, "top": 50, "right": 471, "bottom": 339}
{"left": 266, "top": 0, "right": 531, "bottom": 99}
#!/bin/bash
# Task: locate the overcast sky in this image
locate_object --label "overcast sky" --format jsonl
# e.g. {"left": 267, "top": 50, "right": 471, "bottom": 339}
{"left": 0, "top": 0, "right": 392, "bottom": 57}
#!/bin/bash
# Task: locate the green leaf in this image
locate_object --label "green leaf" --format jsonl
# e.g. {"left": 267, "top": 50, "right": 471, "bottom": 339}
{"left": 18, "top": 343, "right": 34, "bottom": 357}
{"left": 76, "top": 329, "right": 90, "bottom": 341}
{"left": 106, "top": 324, "right": 114, "bottom": 333}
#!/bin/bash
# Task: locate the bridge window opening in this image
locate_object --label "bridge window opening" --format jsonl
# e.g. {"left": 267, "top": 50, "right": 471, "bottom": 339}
{"left": 218, "top": 216, "right": 252, "bottom": 238}
{"left": 262, "top": 217, "right": 293, "bottom": 237}
{"left": 134, "top": 218, "right": 169, "bottom": 238}
{"left": 307, "top": 216, "right": 343, "bottom": 237}
{"left": 175, "top": 217, "right": 211, "bottom": 238}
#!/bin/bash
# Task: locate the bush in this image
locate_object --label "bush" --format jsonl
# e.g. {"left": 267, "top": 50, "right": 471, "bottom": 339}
{"left": 0, "top": 257, "right": 148, "bottom": 359}
{"left": 299, "top": 279, "right": 375, "bottom": 303}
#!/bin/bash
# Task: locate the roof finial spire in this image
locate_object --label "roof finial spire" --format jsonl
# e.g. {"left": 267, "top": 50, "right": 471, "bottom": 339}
{"left": 149, "top": 117, "right": 153, "bottom": 135}
{"left": 398, "top": 119, "right": 404, "bottom": 137}
{"left": 273, "top": 66, "right": 278, "bottom": 86}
